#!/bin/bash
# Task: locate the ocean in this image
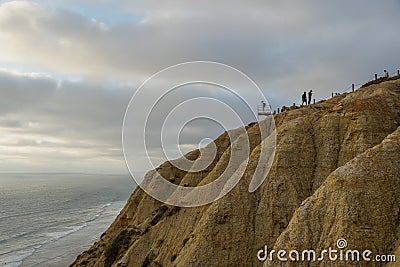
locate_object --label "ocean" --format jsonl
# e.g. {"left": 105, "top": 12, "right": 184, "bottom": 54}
{"left": 0, "top": 173, "right": 135, "bottom": 267}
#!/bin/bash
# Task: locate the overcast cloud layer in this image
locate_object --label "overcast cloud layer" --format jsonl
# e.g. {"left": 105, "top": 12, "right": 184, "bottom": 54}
{"left": 0, "top": 0, "right": 399, "bottom": 174}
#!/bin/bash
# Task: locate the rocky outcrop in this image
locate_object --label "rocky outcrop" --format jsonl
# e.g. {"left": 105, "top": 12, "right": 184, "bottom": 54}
{"left": 71, "top": 79, "right": 400, "bottom": 267}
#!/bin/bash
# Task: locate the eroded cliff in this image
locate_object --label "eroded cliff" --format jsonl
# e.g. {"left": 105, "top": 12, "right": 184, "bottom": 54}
{"left": 71, "top": 78, "right": 400, "bottom": 267}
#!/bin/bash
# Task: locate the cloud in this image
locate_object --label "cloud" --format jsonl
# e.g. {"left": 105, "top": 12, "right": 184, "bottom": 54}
{"left": 0, "top": 0, "right": 400, "bottom": 173}
{"left": 0, "top": 70, "right": 236, "bottom": 174}
{"left": 0, "top": 69, "right": 56, "bottom": 113}
{"left": 1, "top": 0, "right": 399, "bottom": 84}
{"left": 0, "top": 69, "right": 132, "bottom": 173}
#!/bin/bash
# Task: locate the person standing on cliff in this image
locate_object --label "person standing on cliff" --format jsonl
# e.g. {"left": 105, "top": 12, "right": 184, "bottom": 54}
{"left": 261, "top": 100, "right": 266, "bottom": 111}
{"left": 302, "top": 92, "right": 307, "bottom": 105}
{"left": 308, "top": 90, "right": 313, "bottom": 105}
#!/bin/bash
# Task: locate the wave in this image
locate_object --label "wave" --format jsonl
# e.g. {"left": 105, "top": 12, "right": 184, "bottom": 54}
{"left": 24, "top": 201, "right": 121, "bottom": 265}
{"left": 0, "top": 248, "right": 35, "bottom": 267}
{"left": 0, "top": 200, "right": 100, "bottom": 221}
{"left": 0, "top": 220, "right": 72, "bottom": 246}
{"left": 0, "top": 224, "right": 87, "bottom": 267}
{"left": 1, "top": 201, "right": 121, "bottom": 267}
{"left": 41, "top": 201, "right": 115, "bottom": 244}
{"left": 44, "top": 224, "right": 87, "bottom": 243}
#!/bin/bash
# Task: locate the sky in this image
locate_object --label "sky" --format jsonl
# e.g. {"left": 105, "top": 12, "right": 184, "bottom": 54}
{"left": 0, "top": 0, "right": 399, "bottom": 175}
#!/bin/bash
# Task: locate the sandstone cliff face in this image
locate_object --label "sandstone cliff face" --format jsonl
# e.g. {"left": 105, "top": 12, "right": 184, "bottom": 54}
{"left": 71, "top": 79, "right": 400, "bottom": 267}
{"left": 267, "top": 126, "right": 400, "bottom": 267}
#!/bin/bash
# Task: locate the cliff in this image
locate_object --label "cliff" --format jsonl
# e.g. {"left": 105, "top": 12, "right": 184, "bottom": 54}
{"left": 71, "top": 78, "right": 400, "bottom": 267}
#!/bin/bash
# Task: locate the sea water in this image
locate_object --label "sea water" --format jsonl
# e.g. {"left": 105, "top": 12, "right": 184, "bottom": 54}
{"left": 0, "top": 173, "right": 135, "bottom": 266}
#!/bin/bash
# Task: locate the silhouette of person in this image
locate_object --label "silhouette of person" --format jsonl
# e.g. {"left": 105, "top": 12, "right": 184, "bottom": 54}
{"left": 384, "top": 70, "right": 389, "bottom": 78}
{"left": 302, "top": 92, "right": 307, "bottom": 105}
{"left": 261, "top": 100, "right": 266, "bottom": 111}
{"left": 308, "top": 90, "right": 313, "bottom": 105}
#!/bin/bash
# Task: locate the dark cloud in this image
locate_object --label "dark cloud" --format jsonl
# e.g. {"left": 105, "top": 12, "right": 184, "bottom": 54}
{"left": 0, "top": 70, "right": 56, "bottom": 114}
